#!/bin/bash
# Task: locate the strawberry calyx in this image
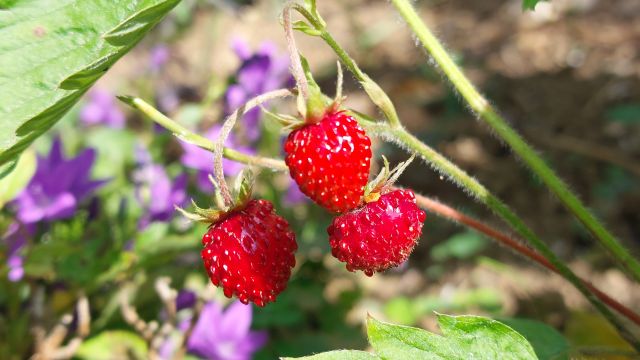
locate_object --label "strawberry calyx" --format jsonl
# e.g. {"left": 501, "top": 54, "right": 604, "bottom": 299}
{"left": 176, "top": 168, "right": 255, "bottom": 224}
{"left": 363, "top": 155, "right": 415, "bottom": 204}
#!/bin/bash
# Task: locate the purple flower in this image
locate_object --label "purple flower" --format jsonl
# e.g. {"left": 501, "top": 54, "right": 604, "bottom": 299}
{"left": 133, "top": 146, "right": 187, "bottom": 229}
{"left": 187, "top": 300, "right": 267, "bottom": 360}
{"left": 284, "top": 179, "right": 307, "bottom": 206}
{"left": 180, "top": 126, "right": 255, "bottom": 192}
{"left": 13, "top": 138, "right": 107, "bottom": 224}
{"left": 224, "top": 39, "right": 293, "bottom": 141}
{"left": 150, "top": 45, "right": 170, "bottom": 72}
{"left": 176, "top": 290, "right": 197, "bottom": 311}
{"left": 2, "top": 223, "right": 33, "bottom": 282}
{"left": 79, "top": 89, "right": 126, "bottom": 128}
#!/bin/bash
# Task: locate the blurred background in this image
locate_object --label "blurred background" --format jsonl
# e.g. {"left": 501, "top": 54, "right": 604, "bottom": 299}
{"left": 1, "top": 0, "right": 639, "bottom": 358}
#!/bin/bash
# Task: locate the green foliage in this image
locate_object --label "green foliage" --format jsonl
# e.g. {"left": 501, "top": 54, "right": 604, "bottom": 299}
{"left": 369, "top": 315, "right": 537, "bottom": 360}
{"left": 76, "top": 330, "right": 147, "bottom": 360}
{"left": 284, "top": 350, "right": 381, "bottom": 360}
{"left": 0, "top": 149, "right": 35, "bottom": 208}
{"left": 0, "top": 0, "right": 179, "bottom": 168}
{"left": 523, "top": 0, "right": 547, "bottom": 10}
{"left": 431, "top": 231, "right": 488, "bottom": 262}
{"left": 605, "top": 104, "right": 640, "bottom": 124}
{"left": 498, "top": 318, "right": 570, "bottom": 360}
{"left": 289, "top": 314, "right": 539, "bottom": 359}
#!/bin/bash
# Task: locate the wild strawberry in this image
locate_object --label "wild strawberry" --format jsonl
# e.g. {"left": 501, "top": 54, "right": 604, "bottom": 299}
{"left": 327, "top": 189, "right": 426, "bottom": 276}
{"left": 284, "top": 110, "right": 372, "bottom": 213}
{"left": 201, "top": 199, "right": 297, "bottom": 307}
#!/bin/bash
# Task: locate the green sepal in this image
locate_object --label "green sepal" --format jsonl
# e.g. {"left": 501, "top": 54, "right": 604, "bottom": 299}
{"left": 365, "top": 155, "right": 415, "bottom": 198}
{"left": 293, "top": 20, "right": 322, "bottom": 37}
{"left": 364, "top": 156, "right": 391, "bottom": 197}
{"left": 303, "top": 0, "right": 326, "bottom": 27}
{"left": 174, "top": 203, "right": 226, "bottom": 224}
{"left": 300, "top": 55, "right": 330, "bottom": 122}
{"left": 233, "top": 168, "right": 254, "bottom": 208}
{"left": 260, "top": 105, "right": 305, "bottom": 131}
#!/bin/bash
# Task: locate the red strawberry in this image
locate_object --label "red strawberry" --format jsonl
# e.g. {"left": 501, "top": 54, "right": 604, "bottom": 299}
{"left": 201, "top": 199, "right": 297, "bottom": 307}
{"left": 327, "top": 189, "right": 426, "bottom": 276}
{"left": 284, "top": 110, "right": 372, "bottom": 213}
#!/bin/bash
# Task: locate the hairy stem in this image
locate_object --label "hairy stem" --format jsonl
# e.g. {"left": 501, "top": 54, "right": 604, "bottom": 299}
{"left": 117, "top": 95, "right": 288, "bottom": 172}
{"left": 413, "top": 192, "right": 640, "bottom": 327}
{"left": 388, "top": 126, "right": 640, "bottom": 349}
{"left": 390, "top": 0, "right": 640, "bottom": 283}
{"left": 283, "top": 4, "right": 638, "bottom": 344}
{"left": 283, "top": 3, "right": 310, "bottom": 101}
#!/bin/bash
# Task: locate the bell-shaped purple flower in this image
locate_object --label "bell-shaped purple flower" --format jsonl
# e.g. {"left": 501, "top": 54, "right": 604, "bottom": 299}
{"left": 180, "top": 126, "right": 255, "bottom": 192}
{"left": 133, "top": 146, "right": 188, "bottom": 229}
{"left": 224, "top": 39, "right": 293, "bottom": 141}
{"left": 13, "top": 138, "right": 107, "bottom": 224}
{"left": 187, "top": 300, "right": 267, "bottom": 360}
{"left": 2, "top": 222, "right": 34, "bottom": 282}
{"left": 79, "top": 89, "right": 126, "bottom": 128}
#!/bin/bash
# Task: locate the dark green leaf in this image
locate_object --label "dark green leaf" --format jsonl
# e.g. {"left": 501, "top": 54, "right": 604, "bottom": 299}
{"left": 367, "top": 314, "right": 538, "bottom": 360}
{"left": 283, "top": 350, "right": 381, "bottom": 360}
{"left": 498, "top": 318, "right": 570, "bottom": 360}
{"left": 0, "top": 0, "right": 180, "bottom": 167}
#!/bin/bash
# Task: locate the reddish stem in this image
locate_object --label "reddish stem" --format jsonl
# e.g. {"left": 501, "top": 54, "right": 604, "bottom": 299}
{"left": 413, "top": 193, "right": 640, "bottom": 327}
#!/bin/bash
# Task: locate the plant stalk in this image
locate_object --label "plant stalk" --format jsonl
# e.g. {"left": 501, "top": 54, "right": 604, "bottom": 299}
{"left": 412, "top": 192, "right": 640, "bottom": 328}
{"left": 285, "top": 4, "right": 639, "bottom": 345}
{"left": 117, "top": 95, "right": 288, "bottom": 172}
{"left": 389, "top": 0, "right": 640, "bottom": 283}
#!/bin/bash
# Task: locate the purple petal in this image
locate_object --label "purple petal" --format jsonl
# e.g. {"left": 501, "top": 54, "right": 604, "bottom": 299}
{"left": 79, "top": 102, "right": 106, "bottom": 126}
{"left": 225, "top": 85, "right": 248, "bottom": 114}
{"left": 170, "top": 174, "right": 188, "bottom": 207}
{"left": 231, "top": 38, "right": 251, "bottom": 61}
{"left": 80, "top": 89, "right": 125, "bottom": 128}
{"left": 187, "top": 301, "right": 223, "bottom": 358}
{"left": 43, "top": 148, "right": 96, "bottom": 196}
{"left": 236, "top": 330, "right": 268, "bottom": 354}
{"left": 48, "top": 137, "right": 65, "bottom": 166}
{"left": 150, "top": 45, "right": 170, "bottom": 70}
{"left": 176, "top": 290, "right": 197, "bottom": 311}
{"left": 105, "top": 107, "right": 126, "bottom": 128}
{"left": 16, "top": 203, "right": 44, "bottom": 224}
{"left": 237, "top": 54, "right": 271, "bottom": 95}
{"left": 284, "top": 182, "right": 307, "bottom": 205}
{"left": 219, "top": 301, "right": 252, "bottom": 339}
{"left": 43, "top": 192, "right": 77, "bottom": 221}
{"left": 8, "top": 266, "right": 24, "bottom": 282}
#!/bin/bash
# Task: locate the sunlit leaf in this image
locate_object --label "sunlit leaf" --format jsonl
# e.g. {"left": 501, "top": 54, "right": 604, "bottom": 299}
{"left": 0, "top": 0, "right": 180, "bottom": 167}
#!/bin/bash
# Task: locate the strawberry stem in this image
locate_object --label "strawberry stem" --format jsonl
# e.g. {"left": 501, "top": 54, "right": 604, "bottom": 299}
{"left": 286, "top": 4, "right": 639, "bottom": 345}
{"left": 412, "top": 191, "right": 640, "bottom": 329}
{"left": 117, "top": 94, "right": 290, "bottom": 172}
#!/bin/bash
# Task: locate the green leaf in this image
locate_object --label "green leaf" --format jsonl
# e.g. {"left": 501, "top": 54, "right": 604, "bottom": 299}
{"left": 0, "top": 0, "right": 180, "bottom": 167}
{"left": 523, "top": 0, "right": 547, "bottom": 10}
{"left": 498, "top": 318, "right": 570, "bottom": 360}
{"left": 0, "top": 148, "right": 35, "bottom": 207}
{"left": 605, "top": 104, "right": 640, "bottom": 124}
{"left": 431, "top": 231, "right": 488, "bottom": 261}
{"left": 367, "top": 314, "right": 538, "bottom": 360}
{"left": 283, "top": 350, "right": 381, "bottom": 360}
{"left": 76, "top": 331, "right": 147, "bottom": 360}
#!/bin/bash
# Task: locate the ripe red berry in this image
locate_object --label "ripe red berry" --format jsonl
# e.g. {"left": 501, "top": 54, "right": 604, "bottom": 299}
{"left": 327, "top": 189, "right": 426, "bottom": 276}
{"left": 201, "top": 199, "right": 297, "bottom": 306}
{"left": 284, "top": 110, "right": 372, "bottom": 213}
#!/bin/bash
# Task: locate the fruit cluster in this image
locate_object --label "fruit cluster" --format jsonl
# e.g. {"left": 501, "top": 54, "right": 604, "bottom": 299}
{"left": 197, "top": 107, "right": 426, "bottom": 306}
